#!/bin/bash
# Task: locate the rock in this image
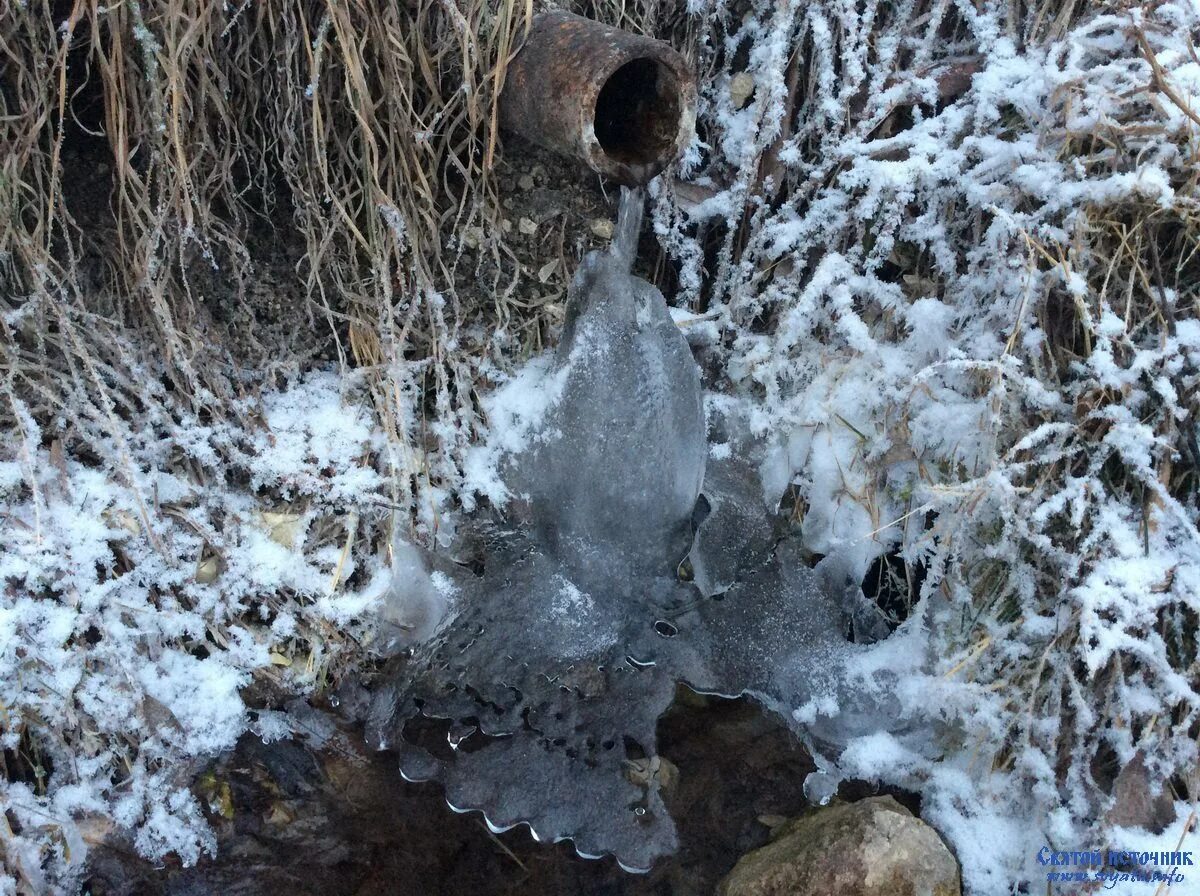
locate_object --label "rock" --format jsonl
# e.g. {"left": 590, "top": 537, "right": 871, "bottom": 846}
{"left": 1107, "top": 750, "right": 1177, "bottom": 834}
{"left": 518, "top": 216, "right": 538, "bottom": 235}
{"left": 590, "top": 218, "right": 614, "bottom": 239}
{"left": 718, "top": 797, "right": 960, "bottom": 896}
{"left": 518, "top": 173, "right": 535, "bottom": 190}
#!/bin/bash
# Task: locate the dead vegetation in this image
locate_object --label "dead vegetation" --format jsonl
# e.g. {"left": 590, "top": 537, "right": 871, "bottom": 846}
{"left": 0, "top": 0, "right": 692, "bottom": 506}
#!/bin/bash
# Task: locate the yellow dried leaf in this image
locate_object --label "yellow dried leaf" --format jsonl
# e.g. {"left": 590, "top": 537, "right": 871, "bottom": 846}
{"left": 214, "top": 781, "right": 235, "bottom": 820}
{"left": 264, "top": 801, "right": 296, "bottom": 826}
{"left": 195, "top": 555, "right": 220, "bottom": 584}
{"left": 104, "top": 509, "right": 140, "bottom": 536}
{"left": 258, "top": 510, "right": 303, "bottom": 549}
{"left": 730, "top": 71, "right": 755, "bottom": 107}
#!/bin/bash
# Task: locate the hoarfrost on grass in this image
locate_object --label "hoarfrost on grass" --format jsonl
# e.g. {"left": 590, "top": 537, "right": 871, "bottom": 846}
{"left": 0, "top": 373, "right": 394, "bottom": 889}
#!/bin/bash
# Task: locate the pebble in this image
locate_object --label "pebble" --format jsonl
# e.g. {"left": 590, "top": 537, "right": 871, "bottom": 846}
{"left": 590, "top": 218, "right": 615, "bottom": 239}
{"left": 518, "top": 217, "right": 538, "bottom": 235}
{"left": 518, "top": 174, "right": 535, "bottom": 191}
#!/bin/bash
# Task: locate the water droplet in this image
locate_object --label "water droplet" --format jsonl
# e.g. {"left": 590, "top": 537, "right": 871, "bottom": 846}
{"left": 803, "top": 771, "right": 838, "bottom": 806}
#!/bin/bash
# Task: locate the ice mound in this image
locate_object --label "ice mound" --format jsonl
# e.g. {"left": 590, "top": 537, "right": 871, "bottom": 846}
{"left": 362, "top": 190, "right": 881, "bottom": 870}
{"left": 504, "top": 189, "right": 706, "bottom": 578}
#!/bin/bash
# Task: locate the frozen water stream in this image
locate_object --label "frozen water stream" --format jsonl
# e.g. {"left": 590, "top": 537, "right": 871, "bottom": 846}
{"left": 363, "top": 189, "right": 894, "bottom": 871}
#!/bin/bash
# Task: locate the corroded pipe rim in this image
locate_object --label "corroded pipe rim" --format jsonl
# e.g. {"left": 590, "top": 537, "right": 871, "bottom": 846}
{"left": 500, "top": 11, "right": 697, "bottom": 186}
{"left": 576, "top": 44, "right": 696, "bottom": 185}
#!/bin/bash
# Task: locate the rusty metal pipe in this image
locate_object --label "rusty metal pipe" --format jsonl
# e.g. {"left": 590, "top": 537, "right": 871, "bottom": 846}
{"left": 498, "top": 11, "right": 696, "bottom": 186}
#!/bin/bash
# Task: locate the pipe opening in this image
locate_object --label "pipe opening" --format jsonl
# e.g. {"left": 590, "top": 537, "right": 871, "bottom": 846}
{"left": 594, "top": 58, "right": 683, "bottom": 167}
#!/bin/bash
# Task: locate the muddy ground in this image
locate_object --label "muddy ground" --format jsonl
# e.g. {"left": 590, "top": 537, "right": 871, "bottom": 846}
{"left": 84, "top": 692, "right": 916, "bottom": 896}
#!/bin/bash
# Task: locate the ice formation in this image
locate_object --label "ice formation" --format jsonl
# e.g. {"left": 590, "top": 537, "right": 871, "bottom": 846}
{"left": 503, "top": 190, "right": 706, "bottom": 577}
{"left": 364, "top": 190, "right": 887, "bottom": 870}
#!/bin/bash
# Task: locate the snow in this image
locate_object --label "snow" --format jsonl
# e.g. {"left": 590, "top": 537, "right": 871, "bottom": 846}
{"left": 0, "top": 372, "right": 395, "bottom": 889}
{"left": 461, "top": 355, "right": 569, "bottom": 506}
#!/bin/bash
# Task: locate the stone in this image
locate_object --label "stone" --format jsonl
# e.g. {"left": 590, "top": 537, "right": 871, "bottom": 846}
{"left": 518, "top": 173, "right": 535, "bottom": 190}
{"left": 590, "top": 218, "right": 615, "bottom": 239}
{"left": 718, "top": 797, "right": 961, "bottom": 896}
{"left": 518, "top": 216, "right": 538, "bottom": 235}
{"left": 1107, "top": 751, "right": 1177, "bottom": 834}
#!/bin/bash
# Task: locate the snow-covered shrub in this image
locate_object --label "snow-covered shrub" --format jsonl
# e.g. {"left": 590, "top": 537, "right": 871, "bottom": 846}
{"left": 0, "top": 374, "right": 396, "bottom": 890}
{"left": 651, "top": 0, "right": 1200, "bottom": 887}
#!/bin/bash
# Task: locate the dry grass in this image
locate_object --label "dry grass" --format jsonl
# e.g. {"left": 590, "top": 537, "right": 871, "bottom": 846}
{"left": 2, "top": 0, "right": 514, "bottom": 414}
{"left": 0, "top": 0, "right": 711, "bottom": 521}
